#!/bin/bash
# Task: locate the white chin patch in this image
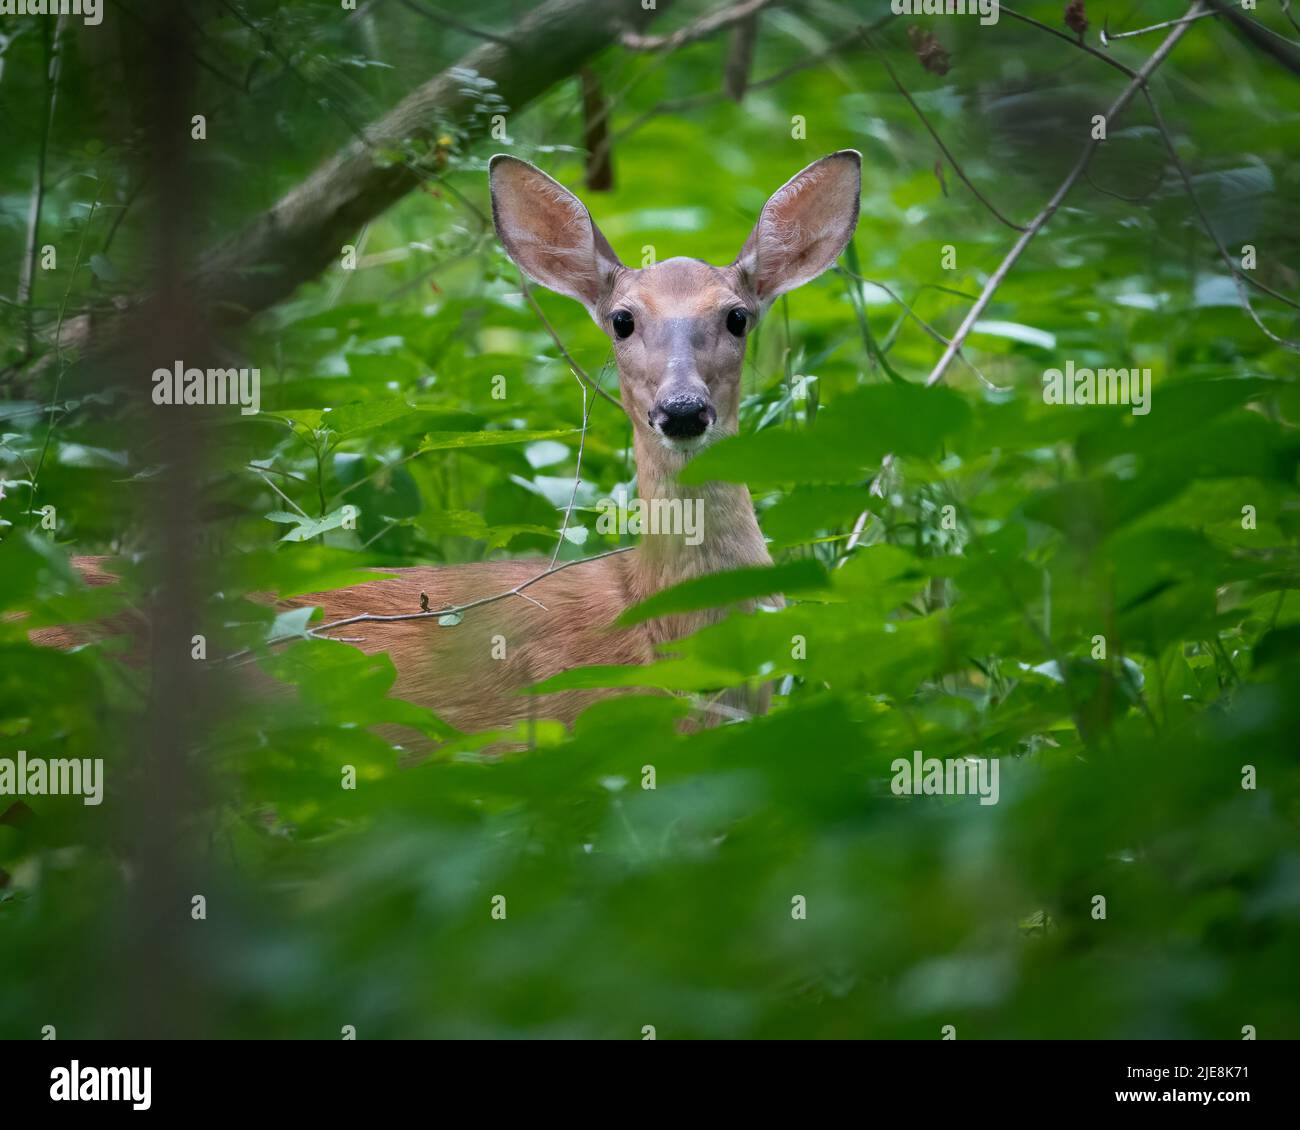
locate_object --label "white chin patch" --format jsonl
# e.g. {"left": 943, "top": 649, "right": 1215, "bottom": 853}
{"left": 656, "top": 426, "right": 713, "bottom": 454}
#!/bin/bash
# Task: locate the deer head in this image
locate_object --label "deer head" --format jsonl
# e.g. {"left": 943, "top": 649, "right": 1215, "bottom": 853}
{"left": 489, "top": 151, "right": 862, "bottom": 463}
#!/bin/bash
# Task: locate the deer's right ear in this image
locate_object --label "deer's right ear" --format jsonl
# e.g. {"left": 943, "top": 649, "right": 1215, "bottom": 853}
{"left": 489, "top": 155, "right": 622, "bottom": 315}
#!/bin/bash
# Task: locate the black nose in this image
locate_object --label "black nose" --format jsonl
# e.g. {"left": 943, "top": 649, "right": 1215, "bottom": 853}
{"left": 652, "top": 396, "right": 716, "bottom": 439}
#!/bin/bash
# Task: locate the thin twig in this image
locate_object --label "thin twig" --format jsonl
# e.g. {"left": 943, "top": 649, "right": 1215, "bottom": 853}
{"left": 550, "top": 365, "right": 601, "bottom": 569}
{"left": 0, "top": 437, "right": 37, "bottom": 482}
{"left": 1141, "top": 89, "right": 1300, "bottom": 350}
{"left": 332, "top": 447, "right": 426, "bottom": 503}
{"left": 218, "top": 0, "right": 447, "bottom": 199}
{"left": 519, "top": 275, "right": 623, "bottom": 410}
{"left": 1101, "top": 7, "right": 1219, "bottom": 42}
{"left": 1016, "top": 1, "right": 1300, "bottom": 331}
{"left": 837, "top": 267, "right": 995, "bottom": 389}
{"left": 258, "top": 472, "right": 309, "bottom": 517}
{"left": 101, "top": 174, "right": 148, "bottom": 257}
{"left": 238, "top": 545, "right": 639, "bottom": 657}
{"left": 1208, "top": 0, "right": 1300, "bottom": 74}
{"left": 383, "top": 239, "right": 490, "bottom": 302}
{"left": 326, "top": 221, "right": 369, "bottom": 308}
{"left": 27, "top": 186, "right": 101, "bottom": 528}
{"left": 925, "top": 2, "right": 1206, "bottom": 387}
{"left": 842, "top": 453, "right": 895, "bottom": 558}
{"left": 1117, "top": 1, "right": 1300, "bottom": 54}
{"left": 622, "top": 0, "right": 779, "bottom": 52}
{"left": 1003, "top": 0, "right": 1300, "bottom": 322}
{"left": 320, "top": 545, "right": 635, "bottom": 630}
{"left": 608, "top": 14, "right": 890, "bottom": 159}
{"left": 361, "top": 519, "right": 400, "bottom": 549}
{"left": 1282, "top": 0, "right": 1300, "bottom": 36}
{"left": 395, "top": 0, "right": 514, "bottom": 46}
{"left": 1083, "top": 164, "right": 1167, "bottom": 203}
{"left": 859, "top": 28, "right": 1026, "bottom": 233}
{"left": 1000, "top": 5, "right": 1138, "bottom": 78}
{"left": 18, "top": 16, "right": 62, "bottom": 358}
{"left": 240, "top": 336, "right": 614, "bottom": 658}
{"left": 247, "top": 462, "right": 313, "bottom": 486}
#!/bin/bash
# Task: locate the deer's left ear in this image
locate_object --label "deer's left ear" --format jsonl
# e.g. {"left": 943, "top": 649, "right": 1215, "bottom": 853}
{"left": 733, "top": 150, "right": 861, "bottom": 307}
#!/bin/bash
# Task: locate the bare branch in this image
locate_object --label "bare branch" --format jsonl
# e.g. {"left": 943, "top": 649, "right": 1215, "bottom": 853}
{"left": 519, "top": 276, "right": 624, "bottom": 411}
{"left": 394, "top": 0, "right": 515, "bottom": 46}
{"left": 1013, "top": 2, "right": 1300, "bottom": 339}
{"left": 256, "top": 471, "right": 310, "bottom": 518}
{"left": 1141, "top": 89, "right": 1300, "bottom": 350}
{"left": 622, "top": 0, "right": 778, "bottom": 53}
{"left": 52, "top": 0, "right": 673, "bottom": 363}
{"left": 723, "top": 12, "right": 760, "bottom": 101}
{"left": 1206, "top": 0, "right": 1300, "bottom": 73}
{"left": 926, "top": 2, "right": 1206, "bottom": 387}
{"left": 607, "top": 12, "right": 897, "bottom": 162}
{"left": 580, "top": 66, "right": 614, "bottom": 190}
{"left": 1101, "top": 7, "right": 1219, "bottom": 42}
{"left": 1000, "top": 5, "right": 1137, "bottom": 78}
{"left": 837, "top": 267, "right": 993, "bottom": 388}
{"left": 550, "top": 362, "right": 601, "bottom": 569}
{"left": 1282, "top": 0, "right": 1300, "bottom": 37}
{"left": 268, "top": 546, "right": 638, "bottom": 651}
{"left": 1106, "top": 1, "right": 1300, "bottom": 64}
{"left": 1083, "top": 164, "right": 1167, "bottom": 203}
{"left": 859, "top": 28, "right": 1026, "bottom": 233}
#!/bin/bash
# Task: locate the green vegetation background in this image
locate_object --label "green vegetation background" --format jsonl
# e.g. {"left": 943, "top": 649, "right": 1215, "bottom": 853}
{"left": 2, "top": 0, "right": 1299, "bottom": 1037}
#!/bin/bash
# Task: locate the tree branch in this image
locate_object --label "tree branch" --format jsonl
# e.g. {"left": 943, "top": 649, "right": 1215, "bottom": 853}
{"left": 394, "top": 0, "right": 515, "bottom": 46}
{"left": 1141, "top": 89, "right": 1300, "bottom": 350}
{"left": 51, "top": 0, "right": 673, "bottom": 364}
{"left": 1205, "top": 0, "right": 1300, "bottom": 74}
{"left": 622, "top": 0, "right": 778, "bottom": 53}
{"left": 1015, "top": 1, "right": 1300, "bottom": 344}
{"left": 228, "top": 545, "right": 639, "bottom": 660}
{"left": 1001, "top": 5, "right": 1137, "bottom": 78}
{"left": 859, "top": 28, "right": 1026, "bottom": 233}
{"left": 519, "top": 276, "right": 623, "bottom": 411}
{"left": 1100, "top": 7, "right": 1219, "bottom": 42}
{"left": 925, "top": 1, "right": 1205, "bottom": 387}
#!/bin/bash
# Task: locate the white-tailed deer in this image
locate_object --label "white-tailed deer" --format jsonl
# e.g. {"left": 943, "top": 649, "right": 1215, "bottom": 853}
{"left": 45, "top": 151, "right": 862, "bottom": 749}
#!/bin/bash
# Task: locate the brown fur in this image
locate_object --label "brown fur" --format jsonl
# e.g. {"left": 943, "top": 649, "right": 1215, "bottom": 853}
{"left": 282, "top": 528, "right": 766, "bottom": 749}
{"left": 25, "top": 557, "right": 148, "bottom": 658}
{"left": 32, "top": 153, "right": 862, "bottom": 754}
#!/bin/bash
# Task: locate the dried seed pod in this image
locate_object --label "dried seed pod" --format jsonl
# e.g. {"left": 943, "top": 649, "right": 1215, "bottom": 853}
{"left": 1065, "top": 0, "right": 1089, "bottom": 38}
{"left": 907, "top": 25, "right": 951, "bottom": 77}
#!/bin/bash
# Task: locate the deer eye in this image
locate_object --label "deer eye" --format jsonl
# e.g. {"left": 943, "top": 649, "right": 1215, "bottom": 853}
{"left": 611, "top": 310, "right": 635, "bottom": 339}
{"left": 726, "top": 308, "right": 749, "bottom": 337}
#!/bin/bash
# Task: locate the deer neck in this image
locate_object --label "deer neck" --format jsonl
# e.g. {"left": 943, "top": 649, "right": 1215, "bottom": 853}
{"left": 627, "top": 428, "right": 770, "bottom": 643}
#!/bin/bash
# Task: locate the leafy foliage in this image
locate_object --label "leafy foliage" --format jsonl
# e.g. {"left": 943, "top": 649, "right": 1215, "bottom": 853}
{"left": 2, "top": 0, "right": 1299, "bottom": 1038}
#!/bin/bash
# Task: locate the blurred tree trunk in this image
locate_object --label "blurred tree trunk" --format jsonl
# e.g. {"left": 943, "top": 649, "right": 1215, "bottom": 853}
{"left": 113, "top": 0, "right": 215, "bottom": 1040}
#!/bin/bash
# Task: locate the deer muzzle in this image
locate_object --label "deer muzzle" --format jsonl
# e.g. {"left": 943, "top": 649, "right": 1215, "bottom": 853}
{"left": 650, "top": 391, "right": 716, "bottom": 439}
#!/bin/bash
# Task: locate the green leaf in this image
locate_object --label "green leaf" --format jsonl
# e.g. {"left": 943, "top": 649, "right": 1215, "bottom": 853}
{"left": 969, "top": 320, "right": 1056, "bottom": 350}
{"left": 274, "top": 506, "right": 358, "bottom": 542}
{"left": 617, "top": 559, "right": 829, "bottom": 626}
{"left": 418, "top": 428, "right": 580, "bottom": 451}
{"left": 268, "top": 605, "right": 317, "bottom": 641}
{"left": 681, "top": 383, "right": 971, "bottom": 487}
{"left": 88, "top": 253, "right": 120, "bottom": 282}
